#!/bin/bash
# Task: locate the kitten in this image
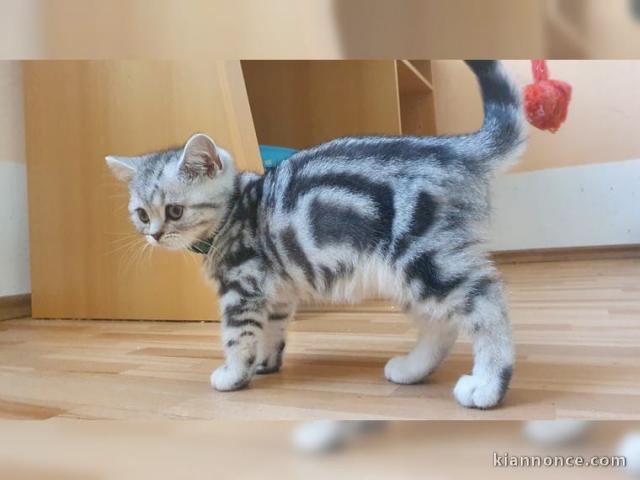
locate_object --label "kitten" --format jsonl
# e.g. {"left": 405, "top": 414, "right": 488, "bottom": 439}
{"left": 106, "top": 60, "right": 526, "bottom": 409}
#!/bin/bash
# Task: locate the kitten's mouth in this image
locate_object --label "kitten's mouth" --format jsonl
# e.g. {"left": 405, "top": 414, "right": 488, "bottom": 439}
{"left": 146, "top": 234, "right": 188, "bottom": 251}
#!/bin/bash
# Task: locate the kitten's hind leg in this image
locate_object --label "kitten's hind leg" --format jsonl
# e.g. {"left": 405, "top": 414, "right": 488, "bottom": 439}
{"left": 256, "top": 302, "right": 294, "bottom": 374}
{"left": 452, "top": 277, "right": 514, "bottom": 409}
{"left": 385, "top": 308, "right": 459, "bottom": 385}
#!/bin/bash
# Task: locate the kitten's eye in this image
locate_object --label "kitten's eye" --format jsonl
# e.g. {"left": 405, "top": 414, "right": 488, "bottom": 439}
{"left": 136, "top": 208, "right": 149, "bottom": 224}
{"left": 166, "top": 204, "right": 184, "bottom": 221}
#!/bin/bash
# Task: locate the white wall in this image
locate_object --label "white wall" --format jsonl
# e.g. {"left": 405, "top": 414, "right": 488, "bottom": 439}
{"left": 489, "top": 159, "right": 640, "bottom": 251}
{"left": 0, "top": 62, "right": 30, "bottom": 296}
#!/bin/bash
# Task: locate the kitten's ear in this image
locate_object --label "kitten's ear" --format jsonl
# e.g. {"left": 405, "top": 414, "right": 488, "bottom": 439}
{"left": 178, "top": 133, "right": 223, "bottom": 179}
{"left": 105, "top": 155, "right": 137, "bottom": 182}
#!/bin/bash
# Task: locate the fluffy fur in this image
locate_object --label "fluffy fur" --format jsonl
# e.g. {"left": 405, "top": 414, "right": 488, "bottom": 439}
{"left": 106, "top": 60, "right": 526, "bottom": 409}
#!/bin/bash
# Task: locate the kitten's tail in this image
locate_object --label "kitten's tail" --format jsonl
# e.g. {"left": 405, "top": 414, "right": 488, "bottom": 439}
{"left": 465, "top": 60, "right": 527, "bottom": 170}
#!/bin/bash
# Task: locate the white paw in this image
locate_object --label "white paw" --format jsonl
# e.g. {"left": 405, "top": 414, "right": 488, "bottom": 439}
{"left": 453, "top": 374, "right": 505, "bottom": 409}
{"left": 210, "top": 364, "right": 251, "bottom": 391}
{"left": 524, "top": 421, "right": 590, "bottom": 446}
{"left": 292, "top": 421, "right": 347, "bottom": 453}
{"left": 384, "top": 355, "right": 427, "bottom": 385}
{"left": 617, "top": 432, "right": 640, "bottom": 476}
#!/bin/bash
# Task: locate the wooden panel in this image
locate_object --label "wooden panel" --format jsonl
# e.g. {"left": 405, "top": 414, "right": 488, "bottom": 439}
{"left": 0, "top": 294, "right": 31, "bottom": 320}
{"left": 396, "top": 60, "right": 437, "bottom": 136}
{"left": 397, "top": 60, "right": 433, "bottom": 94}
{"left": 24, "top": 61, "right": 260, "bottom": 320}
{"left": 492, "top": 244, "right": 640, "bottom": 264}
{"left": 399, "top": 92, "right": 437, "bottom": 136}
{"left": 406, "top": 60, "right": 433, "bottom": 83}
{"left": 242, "top": 60, "right": 401, "bottom": 149}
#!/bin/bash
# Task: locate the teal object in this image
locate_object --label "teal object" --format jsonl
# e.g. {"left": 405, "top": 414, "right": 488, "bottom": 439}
{"left": 259, "top": 145, "right": 297, "bottom": 169}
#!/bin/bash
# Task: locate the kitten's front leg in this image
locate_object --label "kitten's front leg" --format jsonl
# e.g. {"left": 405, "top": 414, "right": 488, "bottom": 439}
{"left": 210, "top": 288, "right": 267, "bottom": 392}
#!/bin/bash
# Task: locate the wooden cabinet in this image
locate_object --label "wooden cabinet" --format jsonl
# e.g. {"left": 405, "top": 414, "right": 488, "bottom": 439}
{"left": 24, "top": 60, "right": 436, "bottom": 320}
{"left": 242, "top": 60, "right": 436, "bottom": 148}
{"left": 24, "top": 61, "right": 260, "bottom": 320}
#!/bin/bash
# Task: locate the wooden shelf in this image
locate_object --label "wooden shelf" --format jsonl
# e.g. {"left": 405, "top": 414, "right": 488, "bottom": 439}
{"left": 242, "top": 61, "right": 403, "bottom": 148}
{"left": 406, "top": 60, "right": 433, "bottom": 84}
{"left": 397, "top": 60, "right": 433, "bottom": 94}
{"left": 396, "top": 60, "right": 436, "bottom": 136}
{"left": 243, "top": 60, "right": 437, "bottom": 146}
{"left": 399, "top": 92, "right": 436, "bottom": 137}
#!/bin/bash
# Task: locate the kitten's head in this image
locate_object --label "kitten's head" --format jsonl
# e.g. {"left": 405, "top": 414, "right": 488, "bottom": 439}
{"left": 106, "top": 133, "right": 235, "bottom": 251}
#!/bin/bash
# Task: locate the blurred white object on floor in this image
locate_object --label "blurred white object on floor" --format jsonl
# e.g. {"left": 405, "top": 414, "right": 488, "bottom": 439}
{"left": 523, "top": 420, "right": 590, "bottom": 446}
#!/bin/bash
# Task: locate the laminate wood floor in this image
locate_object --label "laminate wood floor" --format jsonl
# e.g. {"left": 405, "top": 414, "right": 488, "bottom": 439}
{"left": 1, "top": 257, "right": 639, "bottom": 420}
{"left": 1, "top": 421, "right": 635, "bottom": 480}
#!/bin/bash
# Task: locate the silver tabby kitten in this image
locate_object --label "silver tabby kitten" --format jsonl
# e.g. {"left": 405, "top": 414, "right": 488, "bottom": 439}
{"left": 106, "top": 60, "right": 526, "bottom": 409}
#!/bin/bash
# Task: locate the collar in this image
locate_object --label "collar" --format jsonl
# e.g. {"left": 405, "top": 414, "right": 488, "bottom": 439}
{"left": 189, "top": 181, "right": 241, "bottom": 256}
{"left": 189, "top": 239, "right": 213, "bottom": 255}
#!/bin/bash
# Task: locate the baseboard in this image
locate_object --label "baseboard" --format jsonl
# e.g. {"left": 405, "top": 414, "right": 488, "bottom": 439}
{"left": 492, "top": 244, "right": 640, "bottom": 264}
{"left": 0, "top": 294, "right": 32, "bottom": 320}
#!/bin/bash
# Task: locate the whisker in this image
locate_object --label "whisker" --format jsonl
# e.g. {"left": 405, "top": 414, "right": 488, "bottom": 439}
{"left": 107, "top": 234, "right": 139, "bottom": 245}
{"left": 186, "top": 249, "right": 201, "bottom": 269}
{"left": 104, "top": 237, "right": 142, "bottom": 256}
{"left": 142, "top": 242, "right": 153, "bottom": 270}
{"left": 105, "top": 231, "right": 136, "bottom": 236}
{"left": 125, "top": 241, "right": 146, "bottom": 278}
{"left": 116, "top": 239, "right": 145, "bottom": 279}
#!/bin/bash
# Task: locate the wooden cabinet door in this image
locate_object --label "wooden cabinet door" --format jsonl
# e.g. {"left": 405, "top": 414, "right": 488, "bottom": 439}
{"left": 24, "top": 61, "right": 260, "bottom": 320}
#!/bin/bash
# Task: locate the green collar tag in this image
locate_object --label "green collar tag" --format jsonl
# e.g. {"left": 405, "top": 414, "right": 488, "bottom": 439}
{"left": 189, "top": 239, "right": 212, "bottom": 255}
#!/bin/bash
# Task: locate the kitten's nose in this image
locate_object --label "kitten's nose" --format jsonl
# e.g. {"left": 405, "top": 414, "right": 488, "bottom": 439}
{"left": 151, "top": 231, "right": 163, "bottom": 242}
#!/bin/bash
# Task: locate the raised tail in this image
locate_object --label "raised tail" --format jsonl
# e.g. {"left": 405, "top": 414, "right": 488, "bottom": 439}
{"left": 464, "top": 60, "right": 526, "bottom": 169}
